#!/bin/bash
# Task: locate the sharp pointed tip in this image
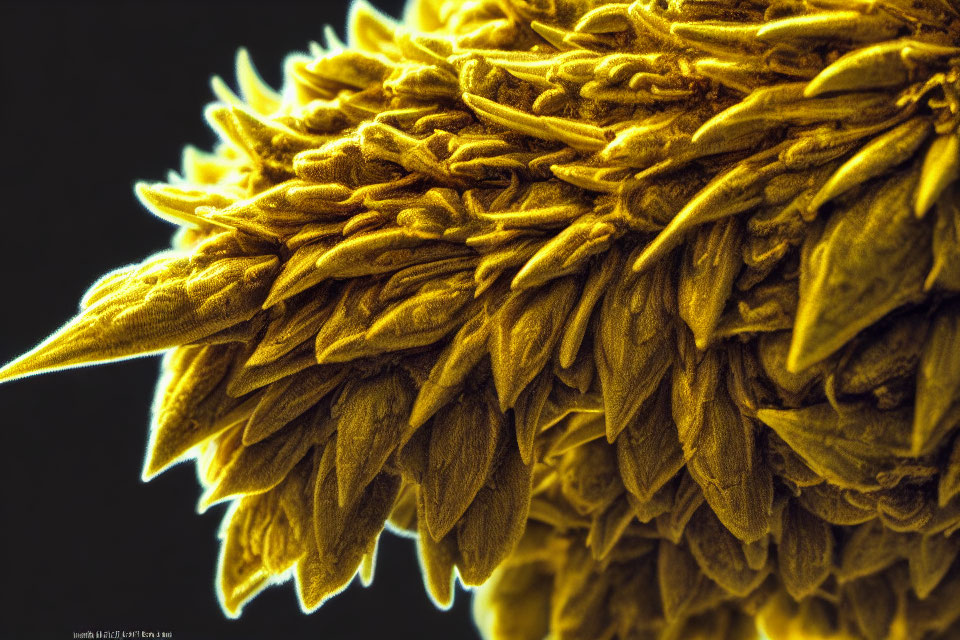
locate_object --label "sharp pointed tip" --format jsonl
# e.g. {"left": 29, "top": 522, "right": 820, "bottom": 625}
{"left": 196, "top": 491, "right": 222, "bottom": 514}
{"left": 0, "top": 341, "right": 79, "bottom": 384}
{"left": 604, "top": 413, "right": 628, "bottom": 444}
{"left": 140, "top": 454, "right": 168, "bottom": 482}
{"left": 0, "top": 359, "right": 33, "bottom": 385}
{"left": 785, "top": 330, "right": 814, "bottom": 374}
{"left": 261, "top": 293, "right": 281, "bottom": 310}
{"left": 408, "top": 405, "right": 430, "bottom": 431}
{"left": 493, "top": 384, "right": 515, "bottom": 412}
{"left": 242, "top": 346, "right": 272, "bottom": 369}
{"left": 337, "top": 474, "right": 361, "bottom": 510}
{"left": 807, "top": 188, "right": 830, "bottom": 215}
{"left": 517, "top": 430, "right": 535, "bottom": 464}
{"left": 631, "top": 250, "right": 652, "bottom": 273}
{"left": 518, "top": 446, "right": 533, "bottom": 466}
{"left": 423, "top": 506, "right": 453, "bottom": 544}
{"left": 802, "top": 82, "right": 821, "bottom": 98}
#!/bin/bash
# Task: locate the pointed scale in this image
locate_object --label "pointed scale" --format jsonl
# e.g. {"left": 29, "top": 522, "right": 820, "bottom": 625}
{"left": 913, "top": 302, "right": 960, "bottom": 455}
{"left": 685, "top": 505, "right": 769, "bottom": 597}
{"left": 364, "top": 272, "right": 476, "bottom": 353}
{"left": 915, "top": 133, "right": 960, "bottom": 218}
{"left": 558, "top": 243, "right": 620, "bottom": 369}
{"left": 616, "top": 380, "right": 684, "bottom": 504}
{"left": 513, "top": 368, "right": 553, "bottom": 465}
{"left": 805, "top": 39, "right": 960, "bottom": 97}
{"left": 807, "top": 117, "right": 933, "bottom": 213}
{"left": 201, "top": 406, "right": 330, "bottom": 509}
{"left": 245, "top": 284, "right": 334, "bottom": 367}
{"left": 657, "top": 540, "right": 727, "bottom": 622}
{"left": 0, "top": 251, "right": 279, "bottom": 383}
{"left": 234, "top": 47, "right": 282, "bottom": 116}
{"left": 673, "top": 336, "right": 773, "bottom": 543}
{"left": 408, "top": 309, "right": 490, "bottom": 429}
{"left": 511, "top": 214, "right": 620, "bottom": 290}
{"left": 677, "top": 216, "right": 742, "bottom": 350}
{"left": 298, "top": 443, "right": 400, "bottom": 610}
{"left": 788, "top": 166, "right": 929, "bottom": 372}
{"left": 757, "top": 401, "right": 913, "bottom": 491}
{"left": 243, "top": 365, "right": 347, "bottom": 445}
{"left": 333, "top": 369, "right": 415, "bottom": 508}
{"left": 218, "top": 492, "right": 280, "bottom": 616}
{"left": 595, "top": 253, "right": 674, "bottom": 442}
{"left": 778, "top": 500, "right": 834, "bottom": 600}
{"left": 144, "top": 344, "right": 241, "bottom": 478}
{"left": 489, "top": 276, "right": 578, "bottom": 411}
{"left": 455, "top": 444, "right": 533, "bottom": 586}
{"left": 926, "top": 188, "right": 960, "bottom": 292}
{"left": 632, "top": 160, "right": 770, "bottom": 273}
{"left": 416, "top": 488, "right": 459, "bottom": 609}
{"left": 422, "top": 385, "right": 503, "bottom": 541}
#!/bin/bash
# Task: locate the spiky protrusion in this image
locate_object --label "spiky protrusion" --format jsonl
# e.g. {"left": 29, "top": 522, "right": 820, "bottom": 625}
{"left": 2, "top": 0, "right": 960, "bottom": 638}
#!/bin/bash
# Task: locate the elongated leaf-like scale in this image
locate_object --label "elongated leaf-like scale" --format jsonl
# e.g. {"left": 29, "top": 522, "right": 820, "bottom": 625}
{"left": 758, "top": 402, "right": 912, "bottom": 491}
{"left": 632, "top": 163, "right": 765, "bottom": 273}
{"left": 797, "top": 483, "right": 876, "bottom": 526}
{"left": 462, "top": 93, "right": 607, "bottom": 152}
{"left": 423, "top": 386, "right": 503, "bottom": 541}
{"left": 262, "top": 238, "right": 339, "bottom": 308}
{"left": 808, "top": 118, "right": 932, "bottom": 213}
{"left": 616, "top": 380, "right": 683, "bottom": 503}
{"left": 513, "top": 369, "right": 553, "bottom": 465}
{"left": 0, "top": 253, "right": 279, "bottom": 383}
{"left": 144, "top": 344, "right": 241, "bottom": 478}
{"left": 245, "top": 285, "right": 334, "bottom": 367}
{"left": 916, "top": 133, "right": 960, "bottom": 218}
{"left": 678, "top": 217, "right": 742, "bottom": 349}
{"left": 365, "top": 274, "right": 475, "bottom": 352}
{"left": 913, "top": 303, "right": 960, "bottom": 455}
{"left": 409, "top": 310, "right": 489, "bottom": 429}
{"left": 597, "top": 255, "right": 673, "bottom": 442}
{"left": 135, "top": 181, "right": 237, "bottom": 228}
{"left": 657, "top": 540, "right": 727, "bottom": 621}
{"left": 846, "top": 574, "right": 897, "bottom": 640}
{"left": 926, "top": 190, "right": 960, "bottom": 291}
{"left": 243, "top": 365, "right": 347, "bottom": 445}
{"left": 756, "top": 11, "right": 899, "bottom": 43}
{"left": 218, "top": 495, "right": 276, "bottom": 616}
{"left": 674, "top": 332, "right": 773, "bottom": 543}
{"left": 558, "top": 247, "right": 619, "bottom": 368}
{"left": 805, "top": 40, "right": 960, "bottom": 97}
{"left": 789, "top": 168, "right": 928, "bottom": 372}
{"left": 202, "top": 407, "right": 326, "bottom": 508}
{"left": 909, "top": 533, "right": 960, "bottom": 599}
{"left": 456, "top": 445, "right": 533, "bottom": 586}
{"left": 940, "top": 437, "right": 960, "bottom": 507}
{"left": 779, "top": 500, "right": 833, "bottom": 600}
{"left": 489, "top": 276, "right": 577, "bottom": 411}
{"left": 686, "top": 505, "right": 768, "bottom": 597}
{"left": 300, "top": 444, "right": 400, "bottom": 610}
{"left": 334, "top": 369, "right": 415, "bottom": 508}
{"left": 416, "top": 490, "right": 459, "bottom": 609}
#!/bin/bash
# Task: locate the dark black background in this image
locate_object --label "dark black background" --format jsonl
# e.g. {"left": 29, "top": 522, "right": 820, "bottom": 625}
{"left": 0, "top": 1, "right": 477, "bottom": 638}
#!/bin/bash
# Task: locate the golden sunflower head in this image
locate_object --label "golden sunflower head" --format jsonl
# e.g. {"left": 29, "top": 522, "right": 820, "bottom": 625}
{"left": 2, "top": 0, "right": 960, "bottom": 638}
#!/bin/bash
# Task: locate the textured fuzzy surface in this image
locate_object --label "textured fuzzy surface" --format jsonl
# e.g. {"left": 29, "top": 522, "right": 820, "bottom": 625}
{"left": 2, "top": 0, "right": 960, "bottom": 638}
